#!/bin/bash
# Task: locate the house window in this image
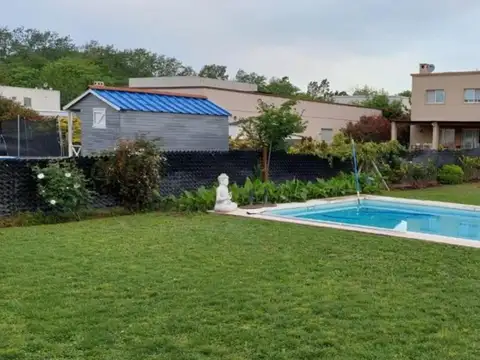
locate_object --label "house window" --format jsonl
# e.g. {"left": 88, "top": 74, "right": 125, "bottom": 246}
{"left": 23, "top": 97, "right": 32, "bottom": 107}
{"left": 11, "top": 96, "right": 16, "bottom": 101}
{"left": 464, "top": 89, "right": 480, "bottom": 103}
{"left": 425, "top": 89, "right": 445, "bottom": 104}
{"left": 318, "top": 128, "right": 333, "bottom": 144}
{"left": 462, "top": 129, "right": 479, "bottom": 149}
{"left": 440, "top": 128, "right": 455, "bottom": 148}
{"left": 92, "top": 108, "right": 106, "bottom": 129}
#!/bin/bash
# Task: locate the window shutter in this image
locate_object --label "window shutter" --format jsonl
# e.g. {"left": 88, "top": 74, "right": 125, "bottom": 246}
{"left": 92, "top": 108, "right": 106, "bottom": 129}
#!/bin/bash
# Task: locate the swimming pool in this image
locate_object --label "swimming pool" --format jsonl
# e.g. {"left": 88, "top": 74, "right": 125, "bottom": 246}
{"left": 233, "top": 196, "right": 480, "bottom": 248}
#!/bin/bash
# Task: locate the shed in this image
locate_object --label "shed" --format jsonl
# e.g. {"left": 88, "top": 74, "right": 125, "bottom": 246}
{"left": 63, "top": 86, "right": 231, "bottom": 155}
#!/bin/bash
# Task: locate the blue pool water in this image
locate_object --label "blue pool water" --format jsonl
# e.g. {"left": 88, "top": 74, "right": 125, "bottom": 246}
{"left": 265, "top": 199, "right": 480, "bottom": 241}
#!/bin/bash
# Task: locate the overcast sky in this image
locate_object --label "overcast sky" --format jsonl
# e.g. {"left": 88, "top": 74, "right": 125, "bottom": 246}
{"left": 3, "top": 0, "right": 480, "bottom": 94}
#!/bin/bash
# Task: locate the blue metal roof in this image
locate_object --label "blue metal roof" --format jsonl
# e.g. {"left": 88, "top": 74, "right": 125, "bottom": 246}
{"left": 91, "top": 88, "right": 231, "bottom": 117}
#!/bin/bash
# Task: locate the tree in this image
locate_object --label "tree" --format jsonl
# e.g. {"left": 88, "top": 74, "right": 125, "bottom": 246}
{"left": 397, "top": 90, "right": 411, "bottom": 97}
{"left": 397, "top": 89, "right": 412, "bottom": 107}
{"left": 341, "top": 115, "right": 391, "bottom": 143}
{"left": 262, "top": 76, "right": 300, "bottom": 96}
{"left": 356, "top": 94, "right": 406, "bottom": 121}
{"left": 0, "top": 96, "right": 39, "bottom": 121}
{"left": 235, "top": 69, "right": 267, "bottom": 87}
{"left": 352, "top": 85, "right": 387, "bottom": 96}
{"left": 305, "top": 79, "right": 334, "bottom": 102}
{"left": 0, "top": 27, "right": 196, "bottom": 96}
{"left": 0, "top": 27, "right": 76, "bottom": 65}
{"left": 1, "top": 26, "right": 384, "bottom": 114}
{"left": 198, "top": 64, "right": 228, "bottom": 80}
{"left": 39, "top": 57, "right": 107, "bottom": 105}
{"left": 240, "top": 99, "right": 306, "bottom": 180}
{"left": 341, "top": 114, "right": 410, "bottom": 145}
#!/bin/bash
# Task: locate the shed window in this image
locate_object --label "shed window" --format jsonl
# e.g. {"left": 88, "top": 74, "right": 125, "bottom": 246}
{"left": 318, "top": 128, "right": 334, "bottom": 144}
{"left": 92, "top": 108, "right": 106, "bottom": 129}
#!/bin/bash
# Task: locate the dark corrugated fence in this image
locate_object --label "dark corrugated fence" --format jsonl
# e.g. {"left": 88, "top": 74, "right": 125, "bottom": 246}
{"left": 0, "top": 150, "right": 350, "bottom": 216}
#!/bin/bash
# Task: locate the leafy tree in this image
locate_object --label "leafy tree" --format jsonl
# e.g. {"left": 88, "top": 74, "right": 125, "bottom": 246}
{"left": 39, "top": 57, "right": 107, "bottom": 105}
{"left": 352, "top": 85, "right": 387, "bottom": 96}
{"left": 0, "top": 96, "right": 39, "bottom": 121}
{"left": 0, "top": 27, "right": 197, "bottom": 103}
{"left": 240, "top": 100, "right": 306, "bottom": 180}
{"left": 333, "top": 90, "right": 349, "bottom": 96}
{"left": 397, "top": 90, "right": 411, "bottom": 97}
{"left": 0, "top": 26, "right": 373, "bottom": 109}
{"left": 262, "top": 76, "right": 300, "bottom": 96}
{"left": 198, "top": 64, "right": 228, "bottom": 80}
{"left": 397, "top": 89, "right": 412, "bottom": 107}
{"left": 341, "top": 115, "right": 391, "bottom": 143}
{"left": 0, "top": 64, "right": 41, "bottom": 88}
{"left": 305, "top": 79, "right": 334, "bottom": 101}
{"left": 341, "top": 114, "right": 410, "bottom": 145}
{"left": 355, "top": 94, "right": 406, "bottom": 121}
{"left": 0, "top": 27, "right": 75, "bottom": 68}
{"left": 235, "top": 69, "right": 267, "bottom": 88}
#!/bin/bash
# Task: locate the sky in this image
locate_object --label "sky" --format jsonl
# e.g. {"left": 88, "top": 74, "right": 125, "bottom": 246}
{"left": 3, "top": 0, "right": 480, "bottom": 94}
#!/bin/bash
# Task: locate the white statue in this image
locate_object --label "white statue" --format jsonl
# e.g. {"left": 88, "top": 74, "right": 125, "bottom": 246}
{"left": 214, "top": 173, "right": 238, "bottom": 213}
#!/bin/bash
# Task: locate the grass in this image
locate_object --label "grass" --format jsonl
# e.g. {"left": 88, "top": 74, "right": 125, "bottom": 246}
{"left": 1, "top": 185, "right": 480, "bottom": 359}
{"left": 388, "top": 182, "right": 480, "bottom": 205}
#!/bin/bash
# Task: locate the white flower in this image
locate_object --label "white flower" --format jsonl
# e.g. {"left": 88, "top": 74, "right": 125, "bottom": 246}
{"left": 74, "top": 184, "right": 80, "bottom": 189}
{"left": 37, "top": 173, "right": 45, "bottom": 179}
{"left": 65, "top": 172, "right": 72, "bottom": 178}
{"left": 50, "top": 199, "right": 56, "bottom": 205}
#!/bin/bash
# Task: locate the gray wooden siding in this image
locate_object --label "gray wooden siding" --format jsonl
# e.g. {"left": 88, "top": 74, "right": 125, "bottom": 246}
{"left": 72, "top": 94, "right": 121, "bottom": 155}
{"left": 119, "top": 111, "right": 229, "bottom": 151}
{"left": 72, "top": 94, "right": 229, "bottom": 154}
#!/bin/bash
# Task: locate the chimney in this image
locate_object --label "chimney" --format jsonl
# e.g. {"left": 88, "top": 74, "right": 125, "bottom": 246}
{"left": 419, "top": 63, "right": 435, "bottom": 74}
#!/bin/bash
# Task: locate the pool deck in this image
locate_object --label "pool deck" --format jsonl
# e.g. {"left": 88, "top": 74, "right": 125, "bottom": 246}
{"left": 225, "top": 195, "right": 480, "bottom": 248}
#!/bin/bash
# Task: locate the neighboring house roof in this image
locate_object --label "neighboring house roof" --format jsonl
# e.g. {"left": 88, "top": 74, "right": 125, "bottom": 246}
{"left": 63, "top": 86, "right": 231, "bottom": 116}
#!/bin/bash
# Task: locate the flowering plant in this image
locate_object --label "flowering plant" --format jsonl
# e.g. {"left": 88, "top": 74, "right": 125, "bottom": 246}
{"left": 33, "top": 161, "right": 93, "bottom": 217}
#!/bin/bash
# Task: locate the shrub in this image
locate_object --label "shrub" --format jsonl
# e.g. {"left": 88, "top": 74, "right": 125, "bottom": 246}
{"left": 100, "top": 138, "right": 165, "bottom": 211}
{"left": 229, "top": 136, "right": 258, "bottom": 150}
{"left": 460, "top": 156, "right": 480, "bottom": 182}
{"left": 398, "top": 161, "right": 437, "bottom": 188}
{"left": 341, "top": 115, "right": 391, "bottom": 143}
{"left": 0, "top": 96, "right": 40, "bottom": 121}
{"left": 437, "top": 164, "right": 464, "bottom": 185}
{"left": 33, "top": 161, "right": 93, "bottom": 218}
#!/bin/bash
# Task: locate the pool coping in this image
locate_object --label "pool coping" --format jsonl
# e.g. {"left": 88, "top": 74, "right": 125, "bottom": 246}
{"left": 225, "top": 195, "right": 480, "bottom": 248}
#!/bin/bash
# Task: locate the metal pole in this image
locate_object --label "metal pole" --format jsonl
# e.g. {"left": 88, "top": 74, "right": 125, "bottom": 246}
{"left": 17, "top": 115, "right": 20, "bottom": 157}
{"left": 57, "top": 117, "right": 64, "bottom": 157}
{"left": 67, "top": 111, "right": 73, "bottom": 157}
{"left": 351, "top": 138, "right": 361, "bottom": 206}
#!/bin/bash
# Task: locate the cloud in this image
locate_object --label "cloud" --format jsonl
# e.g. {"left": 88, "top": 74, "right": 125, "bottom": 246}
{"left": 3, "top": 0, "right": 480, "bottom": 94}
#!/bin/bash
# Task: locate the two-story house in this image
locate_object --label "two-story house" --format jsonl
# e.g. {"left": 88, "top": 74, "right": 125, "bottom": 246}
{"left": 408, "top": 65, "right": 480, "bottom": 149}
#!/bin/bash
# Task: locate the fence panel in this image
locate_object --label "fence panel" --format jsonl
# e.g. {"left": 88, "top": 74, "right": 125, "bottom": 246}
{"left": 0, "top": 118, "right": 63, "bottom": 157}
{"left": 0, "top": 150, "right": 350, "bottom": 217}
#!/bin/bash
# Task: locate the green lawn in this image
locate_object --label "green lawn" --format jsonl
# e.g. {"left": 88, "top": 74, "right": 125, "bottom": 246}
{"left": 1, "top": 186, "right": 480, "bottom": 359}
{"left": 388, "top": 182, "right": 480, "bottom": 205}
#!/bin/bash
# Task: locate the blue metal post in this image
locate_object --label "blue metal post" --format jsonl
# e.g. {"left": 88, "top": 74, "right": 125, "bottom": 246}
{"left": 351, "top": 138, "right": 361, "bottom": 205}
